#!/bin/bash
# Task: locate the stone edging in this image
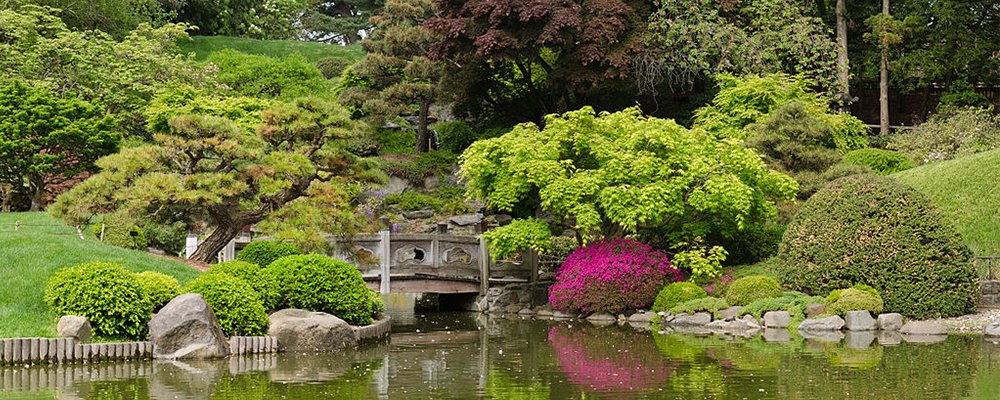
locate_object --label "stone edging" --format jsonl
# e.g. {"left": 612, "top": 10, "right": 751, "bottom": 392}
{"left": 354, "top": 316, "right": 392, "bottom": 341}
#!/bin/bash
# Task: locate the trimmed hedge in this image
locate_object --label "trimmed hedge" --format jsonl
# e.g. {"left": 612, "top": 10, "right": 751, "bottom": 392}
{"left": 205, "top": 260, "right": 281, "bottom": 311}
{"left": 777, "top": 174, "right": 976, "bottom": 319}
{"left": 267, "top": 254, "right": 378, "bottom": 325}
{"left": 44, "top": 262, "right": 153, "bottom": 340}
{"left": 653, "top": 282, "right": 707, "bottom": 312}
{"left": 725, "top": 275, "right": 782, "bottom": 306}
{"left": 842, "top": 148, "right": 915, "bottom": 175}
{"left": 135, "top": 271, "right": 181, "bottom": 312}
{"left": 184, "top": 273, "right": 269, "bottom": 336}
{"left": 237, "top": 240, "right": 302, "bottom": 268}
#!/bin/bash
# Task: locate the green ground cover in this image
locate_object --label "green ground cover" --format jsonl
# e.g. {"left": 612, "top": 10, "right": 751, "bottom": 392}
{"left": 0, "top": 212, "right": 200, "bottom": 338}
{"left": 179, "top": 35, "right": 364, "bottom": 63}
{"left": 892, "top": 148, "right": 1000, "bottom": 256}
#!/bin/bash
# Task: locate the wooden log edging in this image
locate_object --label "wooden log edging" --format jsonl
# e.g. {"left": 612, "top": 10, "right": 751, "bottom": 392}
{"left": 354, "top": 316, "right": 392, "bottom": 341}
{"left": 228, "top": 336, "right": 278, "bottom": 355}
{"left": 0, "top": 339, "right": 153, "bottom": 366}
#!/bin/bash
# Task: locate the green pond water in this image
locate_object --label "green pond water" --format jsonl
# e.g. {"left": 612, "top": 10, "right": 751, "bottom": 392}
{"left": 3, "top": 303, "right": 1000, "bottom": 399}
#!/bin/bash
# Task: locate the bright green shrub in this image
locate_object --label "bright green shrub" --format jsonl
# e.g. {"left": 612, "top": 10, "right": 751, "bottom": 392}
{"left": 379, "top": 150, "right": 457, "bottom": 185}
{"left": 368, "top": 290, "right": 385, "bottom": 319}
{"left": 483, "top": 218, "right": 552, "bottom": 260}
{"left": 670, "top": 297, "right": 730, "bottom": 316}
{"left": 842, "top": 148, "right": 915, "bottom": 175}
{"left": 825, "top": 286, "right": 884, "bottom": 315}
{"left": 653, "top": 282, "right": 708, "bottom": 312}
{"left": 135, "top": 271, "right": 181, "bottom": 312}
{"left": 205, "top": 261, "right": 281, "bottom": 310}
{"left": 889, "top": 107, "right": 1000, "bottom": 164}
{"left": 207, "top": 49, "right": 329, "bottom": 99}
{"left": 778, "top": 174, "right": 976, "bottom": 318}
{"left": 184, "top": 273, "right": 269, "bottom": 336}
{"left": 44, "top": 262, "right": 153, "bottom": 340}
{"left": 385, "top": 191, "right": 444, "bottom": 211}
{"left": 140, "top": 220, "right": 187, "bottom": 255}
{"left": 725, "top": 275, "right": 782, "bottom": 306}
{"left": 267, "top": 254, "right": 377, "bottom": 325}
{"left": 237, "top": 240, "right": 302, "bottom": 268}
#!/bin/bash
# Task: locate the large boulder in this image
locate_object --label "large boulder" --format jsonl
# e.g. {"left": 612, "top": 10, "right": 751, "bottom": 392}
{"left": 985, "top": 318, "right": 1000, "bottom": 337}
{"left": 900, "top": 321, "right": 947, "bottom": 336}
{"left": 57, "top": 315, "right": 92, "bottom": 343}
{"left": 797, "top": 316, "right": 845, "bottom": 331}
{"left": 670, "top": 312, "right": 712, "bottom": 326}
{"left": 149, "top": 294, "right": 230, "bottom": 359}
{"left": 763, "top": 311, "right": 790, "bottom": 328}
{"left": 844, "top": 311, "right": 876, "bottom": 331}
{"left": 877, "top": 313, "right": 904, "bottom": 331}
{"left": 268, "top": 309, "right": 358, "bottom": 352}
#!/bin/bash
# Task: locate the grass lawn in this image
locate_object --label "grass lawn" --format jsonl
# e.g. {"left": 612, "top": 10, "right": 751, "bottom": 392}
{"left": 892, "top": 148, "right": 1000, "bottom": 256}
{"left": 0, "top": 212, "right": 200, "bottom": 338}
{"left": 179, "top": 35, "right": 364, "bottom": 63}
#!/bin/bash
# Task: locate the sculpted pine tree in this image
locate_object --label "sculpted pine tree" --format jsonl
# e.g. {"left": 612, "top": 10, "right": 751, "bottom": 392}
{"left": 301, "top": 0, "right": 385, "bottom": 44}
{"left": 51, "top": 97, "right": 372, "bottom": 262}
{"left": 338, "top": 0, "right": 442, "bottom": 152}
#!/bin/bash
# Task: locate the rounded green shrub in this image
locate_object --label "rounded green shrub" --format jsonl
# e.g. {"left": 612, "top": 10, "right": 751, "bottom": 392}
{"left": 368, "top": 290, "right": 385, "bottom": 320}
{"left": 314, "top": 56, "right": 351, "bottom": 79}
{"left": 267, "top": 254, "right": 377, "bottom": 325}
{"left": 777, "top": 174, "right": 976, "bottom": 319}
{"left": 842, "top": 148, "right": 915, "bottom": 175}
{"left": 135, "top": 271, "right": 181, "bottom": 312}
{"left": 824, "top": 286, "right": 885, "bottom": 315}
{"left": 653, "top": 282, "right": 707, "bottom": 312}
{"left": 236, "top": 240, "right": 302, "bottom": 268}
{"left": 205, "top": 260, "right": 281, "bottom": 311}
{"left": 184, "top": 273, "right": 268, "bottom": 336}
{"left": 670, "top": 297, "right": 730, "bottom": 316}
{"left": 725, "top": 275, "right": 782, "bottom": 306}
{"left": 44, "top": 262, "right": 153, "bottom": 340}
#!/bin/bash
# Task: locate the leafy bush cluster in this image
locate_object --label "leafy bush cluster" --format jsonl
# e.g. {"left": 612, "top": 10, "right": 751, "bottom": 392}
{"left": 184, "top": 273, "right": 269, "bottom": 336}
{"left": 824, "top": 285, "right": 884, "bottom": 315}
{"left": 135, "top": 271, "right": 181, "bottom": 312}
{"left": 549, "top": 239, "right": 682, "bottom": 314}
{"left": 434, "top": 121, "right": 478, "bottom": 154}
{"left": 739, "top": 291, "right": 824, "bottom": 328}
{"left": 314, "top": 57, "right": 352, "bottom": 80}
{"left": 92, "top": 214, "right": 147, "bottom": 250}
{"left": 777, "top": 174, "right": 977, "bottom": 319}
{"left": 725, "top": 275, "right": 782, "bottom": 306}
{"left": 483, "top": 218, "right": 552, "bottom": 260}
{"left": 237, "top": 240, "right": 302, "bottom": 268}
{"left": 267, "top": 254, "right": 380, "bottom": 325}
{"left": 205, "top": 260, "right": 281, "bottom": 310}
{"left": 890, "top": 107, "right": 1000, "bottom": 164}
{"left": 44, "top": 262, "right": 154, "bottom": 340}
{"left": 842, "top": 148, "right": 915, "bottom": 175}
{"left": 670, "top": 297, "right": 730, "bottom": 316}
{"left": 379, "top": 150, "right": 457, "bottom": 185}
{"left": 384, "top": 186, "right": 470, "bottom": 215}
{"left": 652, "top": 282, "right": 707, "bottom": 312}
{"left": 207, "top": 49, "right": 329, "bottom": 99}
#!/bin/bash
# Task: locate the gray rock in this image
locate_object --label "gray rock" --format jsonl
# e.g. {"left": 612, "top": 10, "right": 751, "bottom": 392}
{"left": 763, "top": 311, "right": 791, "bottom": 328}
{"left": 149, "top": 294, "right": 230, "bottom": 359}
{"left": 586, "top": 312, "right": 616, "bottom": 322}
{"left": 844, "top": 311, "right": 876, "bottom": 331}
{"left": 518, "top": 308, "right": 535, "bottom": 316}
{"left": 670, "top": 312, "right": 712, "bottom": 326}
{"left": 844, "top": 331, "right": 876, "bottom": 349}
{"left": 535, "top": 306, "right": 554, "bottom": 317}
{"left": 797, "top": 315, "right": 845, "bottom": 331}
{"left": 627, "top": 311, "right": 657, "bottom": 323}
{"left": 384, "top": 177, "right": 411, "bottom": 194}
{"left": 706, "top": 317, "right": 759, "bottom": 332}
{"left": 740, "top": 314, "right": 760, "bottom": 329}
{"left": 900, "top": 321, "right": 947, "bottom": 336}
{"left": 56, "top": 315, "right": 92, "bottom": 343}
{"left": 877, "top": 313, "right": 904, "bottom": 331}
{"left": 449, "top": 213, "right": 483, "bottom": 226}
{"left": 552, "top": 311, "right": 576, "bottom": 320}
{"left": 268, "top": 309, "right": 357, "bottom": 353}
{"left": 493, "top": 214, "right": 513, "bottom": 226}
{"left": 805, "top": 304, "right": 826, "bottom": 319}
{"left": 763, "top": 328, "right": 791, "bottom": 343}
{"left": 719, "top": 306, "right": 742, "bottom": 321}
{"left": 984, "top": 318, "right": 1000, "bottom": 337}
{"left": 877, "top": 331, "right": 903, "bottom": 346}
{"left": 504, "top": 305, "right": 523, "bottom": 314}
{"left": 403, "top": 209, "right": 434, "bottom": 219}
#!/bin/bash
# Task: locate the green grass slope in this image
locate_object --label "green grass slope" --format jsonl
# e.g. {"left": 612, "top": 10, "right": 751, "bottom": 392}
{"left": 180, "top": 35, "right": 364, "bottom": 63}
{"left": 0, "top": 212, "right": 200, "bottom": 338}
{"left": 892, "top": 149, "right": 1000, "bottom": 256}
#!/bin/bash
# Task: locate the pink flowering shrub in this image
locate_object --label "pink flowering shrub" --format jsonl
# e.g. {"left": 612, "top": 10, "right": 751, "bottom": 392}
{"left": 548, "top": 324, "right": 674, "bottom": 393}
{"left": 704, "top": 269, "right": 735, "bottom": 296}
{"left": 548, "top": 239, "right": 682, "bottom": 314}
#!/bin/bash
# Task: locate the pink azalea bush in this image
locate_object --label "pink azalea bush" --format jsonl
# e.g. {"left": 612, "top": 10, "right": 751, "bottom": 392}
{"left": 548, "top": 238, "right": 682, "bottom": 314}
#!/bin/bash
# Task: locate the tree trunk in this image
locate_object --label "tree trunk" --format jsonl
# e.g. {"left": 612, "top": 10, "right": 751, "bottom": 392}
{"left": 415, "top": 99, "right": 431, "bottom": 153}
{"left": 879, "top": 0, "right": 890, "bottom": 136}
{"left": 188, "top": 222, "right": 245, "bottom": 263}
{"left": 815, "top": 0, "right": 827, "bottom": 19}
{"left": 835, "top": 0, "right": 850, "bottom": 109}
{"left": 28, "top": 175, "right": 45, "bottom": 211}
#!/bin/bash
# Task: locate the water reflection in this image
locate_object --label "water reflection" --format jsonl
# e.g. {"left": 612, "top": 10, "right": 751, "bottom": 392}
{"left": 3, "top": 308, "right": 1000, "bottom": 399}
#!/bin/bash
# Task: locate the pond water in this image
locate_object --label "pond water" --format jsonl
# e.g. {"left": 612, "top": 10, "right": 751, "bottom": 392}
{"left": 3, "top": 301, "right": 1000, "bottom": 399}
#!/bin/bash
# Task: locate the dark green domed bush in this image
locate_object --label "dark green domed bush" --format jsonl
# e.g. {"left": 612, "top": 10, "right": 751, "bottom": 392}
{"left": 184, "top": 273, "right": 268, "bottom": 336}
{"left": 777, "top": 174, "right": 976, "bottom": 319}
{"left": 267, "top": 254, "right": 378, "bottom": 325}
{"left": 725, "top": 275, "right": 782, "bottom": 306}
{"left": 135, "top": 271, "right": 181, "bottom": 312}
{"left": 653, "top": 282, "right": 707, "bottom": 312}
{"left": 236, "top": 240, "right": 302, "bottom": 267}
{"left": 205, "top": 260, "right": 281, "bottom": 310}
{"left": 44, "top": 262, "right": 153, "bottom": 339}
{"left": 842, "top": 148, "right": 915, "bottom": 175}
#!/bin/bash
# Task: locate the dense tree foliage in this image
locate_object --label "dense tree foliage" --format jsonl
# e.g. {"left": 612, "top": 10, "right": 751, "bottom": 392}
{"left": 300, "top": 0, "right": 384, "bottom": 44}
{"left": 174, "top": 0, "right": 306, "bottom": 39}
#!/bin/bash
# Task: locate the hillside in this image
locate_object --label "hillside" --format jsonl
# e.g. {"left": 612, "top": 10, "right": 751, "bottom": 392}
{"left": 0, "top": 212, "right": 200, "bottom": 338}
{"left": 179, "top": 35, "right": 364, "bottom": 63}
{"left": 892, "top": 149, "right": 1000, "bottom": 256}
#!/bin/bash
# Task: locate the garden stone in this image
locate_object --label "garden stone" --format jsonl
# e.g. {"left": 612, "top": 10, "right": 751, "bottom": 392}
{"left": 763, "top": 328, "right": 790, "bottom": 343}
{"left": 628, "top": 311, "right": 656, "bottom": 323}
{"left": 740, "top": 314, "right": 760, "bottom": 329}
{"left": 878, "top": 331, "right": 903, "bottom": 346}
{"left": 535, "top": 306, "right": 554, "bottom": 317}
{"left": 763, "top": 311, "right": 790, "bottom": 328}
{"left": 149, "top": 294, "right": 229, "bottom": 359}
{"left": 899, "top": 321, "right": 947, "bottom": 336}
{"left": 518, "top": 308, "right": 535, "bottom": 316}
{"left": 984, "top": 318, "right": 1000, "bottom": 337}
{"left": 719, "top": 306, "right": 742, "bottom": 321}
{"left": 493, "top": 214, "right": 513, "bottom": 225}
{"left": 449, "top": 213, "right": 483, "bottom": 226}
{"left": 268, "top": 309, "right": 357, "bottom": 353}
{"left": 504, "top": 305, "right": 523, "bottom": 314}
{"left": 877, "top": 313, "right": 904, "bottom": 331}
{"left": 799, "top": 330, "right": 845, "bottom": 342}
{"left": 844, "top": 311, "right": 876, "bottom": 331}
{"left": 403, "top": 209, "right": 434, "bottom": 219}
{"left": 552, "top": 311, "right": 576, "bottom": 320}
{"left": 56, "top": 316, "right": 91, "bottom": 343}
{"left": 805, "top": 304, "right": 826, "bottom": 319}
{"left": 844, "top": 331, "right": 876, "bottom": 349}
{"left": 797, "top": 316, "right": 845, "bottom": 331}
{"left": 670, "top": 312, "right": 712, "bottom": 326}
{"left": 586, "top": 312, "right": 616, "bottom": 322}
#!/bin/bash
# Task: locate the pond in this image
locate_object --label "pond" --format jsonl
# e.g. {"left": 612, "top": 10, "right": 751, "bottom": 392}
{"left": 3, "top": 301, "right": 1000, "bottom": 399}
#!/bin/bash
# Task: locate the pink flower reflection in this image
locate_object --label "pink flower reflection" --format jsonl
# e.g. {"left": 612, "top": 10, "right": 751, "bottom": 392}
{"left": 548, "top": 324, "right": 675, "bottom": 394}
